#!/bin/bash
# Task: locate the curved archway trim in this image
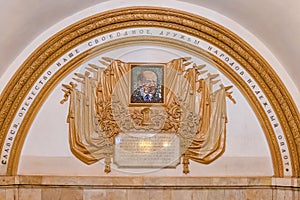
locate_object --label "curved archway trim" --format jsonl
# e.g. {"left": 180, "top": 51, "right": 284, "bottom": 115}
{"left": 0, "top": 7, "right": 299, "bottom": 177}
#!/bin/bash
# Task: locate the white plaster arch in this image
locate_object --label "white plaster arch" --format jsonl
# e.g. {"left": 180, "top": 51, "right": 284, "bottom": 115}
{"left": 0, "top": 0, "right": 298, "bottom": 108}
{"left": 0, "top": 0, "right": 298, "bottom": 177}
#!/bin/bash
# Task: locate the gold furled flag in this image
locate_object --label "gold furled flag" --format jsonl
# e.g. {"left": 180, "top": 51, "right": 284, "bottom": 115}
{"left": 61, "top": 57, "right": 235, "bottom": 174}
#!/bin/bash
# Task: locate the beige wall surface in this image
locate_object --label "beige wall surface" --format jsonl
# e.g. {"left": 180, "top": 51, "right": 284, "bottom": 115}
{"left": 0, "top": 176, "right": 299, "bottom": 200}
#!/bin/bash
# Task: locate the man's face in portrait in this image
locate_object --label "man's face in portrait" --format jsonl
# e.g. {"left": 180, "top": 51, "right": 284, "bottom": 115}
{"left": 138, "top": 71, "right": 158, "bottom": 95}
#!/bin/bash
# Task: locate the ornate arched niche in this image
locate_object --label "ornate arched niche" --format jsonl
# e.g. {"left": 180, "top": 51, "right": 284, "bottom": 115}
{"left": 0, "top": 7, "right": 299, "bottom": 177}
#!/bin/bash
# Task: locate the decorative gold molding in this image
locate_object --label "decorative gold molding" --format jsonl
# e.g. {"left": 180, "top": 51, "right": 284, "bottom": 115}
{"left": 60, "top": 55, "right": 231, "bottom": 173}
{"left": 0, "top": 7, "right": 299, "bottom": 176}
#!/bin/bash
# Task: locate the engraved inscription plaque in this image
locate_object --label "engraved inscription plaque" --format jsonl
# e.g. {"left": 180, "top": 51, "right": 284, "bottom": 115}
{"left": 114, "top": 133, "right": 180, "bottom": 168}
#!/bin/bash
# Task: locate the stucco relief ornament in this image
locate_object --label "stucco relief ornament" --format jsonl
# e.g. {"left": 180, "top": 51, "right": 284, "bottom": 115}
{"left": 61, "top": 57, "right": 236, "bottom": 174}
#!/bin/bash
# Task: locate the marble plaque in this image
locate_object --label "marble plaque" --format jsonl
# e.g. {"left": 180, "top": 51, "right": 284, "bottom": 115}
{"left": 114, "top": 133, "right": 180, "bottom": 168}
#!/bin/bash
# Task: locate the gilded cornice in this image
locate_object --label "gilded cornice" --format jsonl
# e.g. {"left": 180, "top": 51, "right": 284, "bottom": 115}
{"left": 0, "top": 7, "right": 299, "bottom": 176}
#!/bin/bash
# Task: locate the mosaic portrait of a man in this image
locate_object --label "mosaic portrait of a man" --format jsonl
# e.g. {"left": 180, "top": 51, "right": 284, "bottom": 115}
{"left": 130, "top": 64, "right": 164, "bottom": 104}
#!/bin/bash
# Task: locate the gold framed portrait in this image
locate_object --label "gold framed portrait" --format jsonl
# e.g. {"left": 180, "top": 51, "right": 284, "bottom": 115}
{"left": 129, "top": 63, "right": 165, "bottom": 106}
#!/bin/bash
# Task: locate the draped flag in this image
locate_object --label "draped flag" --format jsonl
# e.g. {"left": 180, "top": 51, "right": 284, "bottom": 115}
{"left": 61, "top": 57, "right": 235, "bottom": 173}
